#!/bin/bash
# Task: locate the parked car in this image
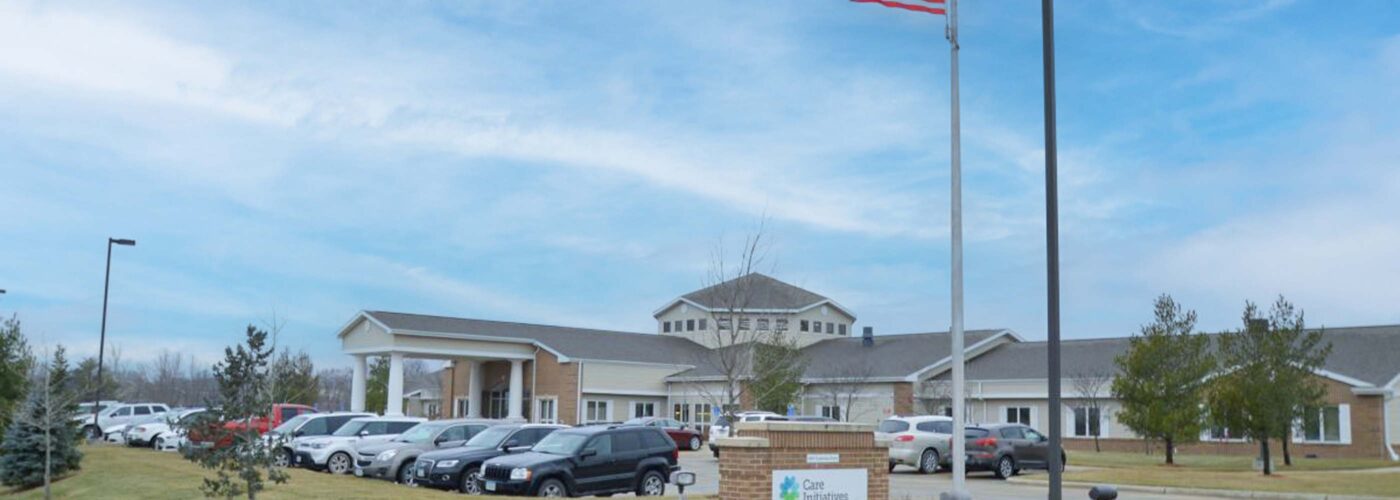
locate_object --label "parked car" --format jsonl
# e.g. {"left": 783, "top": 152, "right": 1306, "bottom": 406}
{"left": 157, "top": 409, "right": 217, "bottom": 452}
{"left": 788, "top": 415, "right": 838, "bottom": 423}
{"left": 188, "top": 403, "right": 316, "bottom": 448}
{"left": 292, "top": 416, "right": 425, "bottom": 474}
{"left": 127, "top": 408, "right": 207, "bottom": 448}
{"left": 964, "top": 423, "right": 1066, "bottom": 479}
{"left": 478, "top": 424, "right": 679, "bottom": 497}
{"left": 624, "top": 417, "right": 705, "bottom": 451}
{"left": 267, "top": 412, "right": 374, "bottom": 467}
{"left": 81, "top": 402, "right": 172, "bottom": 439}
{"left": 878, "top": 415, "right": 952, "bottom": 474}
{"left": 414, "top": 423, "right": 566, "bottom": 494}
{"left": 73, "top": 400, "right": 120, "bottom": 422}
{"left": 707, "top": 411, "right": 783, "bottom": 457}
{"left": 354, "top": 419, "right": 494, "bottom": 484}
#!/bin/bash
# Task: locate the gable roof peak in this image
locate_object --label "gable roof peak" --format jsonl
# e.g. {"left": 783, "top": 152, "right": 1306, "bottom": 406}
{"left": 666, "top": 272, "right": 843, "bottom": 316}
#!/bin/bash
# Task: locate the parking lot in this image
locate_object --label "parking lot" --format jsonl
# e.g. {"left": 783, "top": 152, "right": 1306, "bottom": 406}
{"left": 676, "top": 450, "right": 1221, "bottom": 500}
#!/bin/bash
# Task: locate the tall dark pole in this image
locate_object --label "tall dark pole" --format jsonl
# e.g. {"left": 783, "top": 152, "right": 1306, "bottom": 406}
{"left": 1041, "top": 0, "right": 1063, "bottom": 499}
{"left": 91, "top": 238, "right": 135, "bottom": 438}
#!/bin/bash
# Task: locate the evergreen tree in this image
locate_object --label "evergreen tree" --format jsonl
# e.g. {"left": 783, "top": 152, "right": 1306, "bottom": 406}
{"left": 1207, "top": 297, "right": 1329, "bottom": 475}
{"left": 186, "top": 325, "right": 286, "bottom": 499}
{"left": 1111, "top": 294, "right": 1215, "bottom": 464}
{"left": 748, "top": 332, "right": 806, "bottom": 414}
{"left": 0, "top": 346, "right": 82, "bottom": 495}
{"left": 0, "top": 314, "right": 33, "bottom": 434}
{"left": 269, "top": 349, "right": 319, "bottom": 406}
{"left": 364, "top": 357, "right": 390, "bottom": 415}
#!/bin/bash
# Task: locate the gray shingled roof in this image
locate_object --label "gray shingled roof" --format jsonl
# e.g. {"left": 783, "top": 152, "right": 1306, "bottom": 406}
{"left": 678, "top": 273, "right": 831, "bottom": 312}
{"left": 938, "top": 324, "right": 1400, "bottom": 387}
{"left": 668, "top": 329, "right": 1008, "bottom": 380}
{"left": 364, "top": 311, "right": 709, "bottom": 366}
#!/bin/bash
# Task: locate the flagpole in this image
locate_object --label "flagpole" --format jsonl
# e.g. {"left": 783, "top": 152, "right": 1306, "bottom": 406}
{"left": 945, "top": 0, "right": 968, "bottom": 499}
{"left": 1042, "top": 0, "right": 1063, "bottom": 499}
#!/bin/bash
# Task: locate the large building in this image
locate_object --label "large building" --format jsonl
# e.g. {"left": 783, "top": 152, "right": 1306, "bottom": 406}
{"left": 337, "top": 273, "right": 1400, "bottom": 460}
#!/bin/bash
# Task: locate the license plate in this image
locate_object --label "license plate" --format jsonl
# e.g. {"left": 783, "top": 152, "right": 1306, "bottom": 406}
{"left": 485, "top": 481, "right": 497, "bottom": 492}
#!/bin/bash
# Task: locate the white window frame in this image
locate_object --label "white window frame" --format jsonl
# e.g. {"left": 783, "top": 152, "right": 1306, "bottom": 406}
{"left": 631, "top": 401, "right": 656, "bottom": 419}
{"left": 1002, "top": 405, "right": 1034, "bottom": 427}
{"left": 820, "top": 405, "right": 842, "bottom": 421}
{"left": 1298, "top": 404, "right": 1351, "bottom": 444}
{"left": 454, "top": 397, "right": 469, "bottom": 418}
{"left": 1071, "top": 407, "right": 1101, "bottom": 438}
{"left": 536, "top": 397, "right": 558, "bottom": 424}
{"left": 584, "top": 399, "right": 612, "bottom": 424}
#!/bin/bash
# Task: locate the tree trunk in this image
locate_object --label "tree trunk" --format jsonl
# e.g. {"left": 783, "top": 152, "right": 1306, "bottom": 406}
{"left": 1093, "top": 434, "right": 1100, "bottom": 453}
{"left": 1165, "top": 436, "right": 1175, "bottom": 464}
{"left": 1282, "top": 435, "right": 1292, "bottom": 466}
{"left": 1260, "top": 438, "right": 1272, "bottom": 475}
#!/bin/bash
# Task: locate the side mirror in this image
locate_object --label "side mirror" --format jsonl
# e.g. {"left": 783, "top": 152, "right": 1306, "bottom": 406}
{"left": 293, "top": 430, "right": 305, "bottom": 437}
{"left": 501, "top": 439, "right": 521, "bottom": 450}
{"left": 359, "top": 430, "right": 370, "bottom": 437}
{"left": 579, "top": 449, "right": 597, "bottom": 459}
{"left": 1038, "top": 435, "right": 1048, "bottom": 443}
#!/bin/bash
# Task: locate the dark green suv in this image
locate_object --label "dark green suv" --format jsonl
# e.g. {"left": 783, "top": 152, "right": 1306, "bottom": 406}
{"left": 477, "top": 425, "right": 679, "bottom": 496}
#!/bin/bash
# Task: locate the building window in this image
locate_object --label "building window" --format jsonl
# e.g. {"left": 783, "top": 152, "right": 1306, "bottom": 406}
{"left": 1072, "top": 407, "right": 1101, "bottom": 437}
{"left": 838, "top": 324, "right": 847, "bottom": 336}
{"left": 585, "top": 400, "right": 612, "bottom": 424}
{"left": 425, "top": 402, "right": 441, "bottom": 419}
{"left": 454, "top": 398, "right": 469, "bottom": 418}
{"left": 825, "top": 322, "right": 834, "bottom": 334}
{"left": 676, "top": 320, "right": 685, "bottom": 332}
{"left": 757, "top": 318, "right": 770, "bottom": 331}
{"left": 1004, "top": 406, "right": 1032, "bottom": 426}
{"left": 537, "top": 398, "right": 557, "bottom": 424}
{"left": 699, "top": 319, "right": 708, "bottom": 330}
{"left": 775, "top": 319, "right": 789, "bottom": 332}
{"left": 1301, "top": 405, "right": 1348, "bottom": 443}
{"left": 686, "top": 319, "right": 695, "bottom": 331}
{"left": 632, "top": 402, "right": 656, "bottom": 418}
{"left": 673, "top": 403, "right": 691, "bottom": 423}
{"left": 718, "top": 318, "right": 731, "bottom": 330}
{"left": 663, "top": 322, "right": 672, "bottom": 333}
{"left": 800, "top": 320, "right": 809, "bottom": 332}
{"left": 820, "top": 405, "right": 842, "bottom": 421}
{"left": 738, "top": 318, "right": 751, "bottom": 330}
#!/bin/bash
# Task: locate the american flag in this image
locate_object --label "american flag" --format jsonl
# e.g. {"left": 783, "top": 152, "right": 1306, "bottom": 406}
{"left": 850, "top": 0, "right": 946, "bottom": 16}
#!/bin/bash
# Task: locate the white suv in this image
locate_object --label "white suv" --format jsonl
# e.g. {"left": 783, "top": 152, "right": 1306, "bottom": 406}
{"left": 708, "top": 411, "right": 784, "bottom": 457}
{"left": 879, "top": 415, "right": 954, "bottom": 474}
{"left": 81, "top": 402, "right": 171, "bottom": 439}
{"left": 268, "top": 412, "right": 375, "bottom": 468}
{"left": 292, "top": 416, "right": 426, "bottom": 474}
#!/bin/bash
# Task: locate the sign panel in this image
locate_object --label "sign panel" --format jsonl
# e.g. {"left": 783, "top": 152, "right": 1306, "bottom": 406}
{"left": 772, "top": 468, "right": 866, "bottom": 500}
{"left": 806, "top": 453, "right": 840, "bottom": 464}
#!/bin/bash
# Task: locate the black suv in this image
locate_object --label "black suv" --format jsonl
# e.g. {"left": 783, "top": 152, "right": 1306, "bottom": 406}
{"left": 413, "top": 423, "right": 566, "bottom": 494}
{"left": 965, "top": 423, "right": 1066, "bottom": 479}
{"left": 477, "top": 425, "right": 679, "bottom": 497}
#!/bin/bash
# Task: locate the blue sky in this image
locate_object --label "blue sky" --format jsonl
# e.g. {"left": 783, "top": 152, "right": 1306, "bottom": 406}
{"left": 2, "top": 0, "right": 1399, "bottom": 369}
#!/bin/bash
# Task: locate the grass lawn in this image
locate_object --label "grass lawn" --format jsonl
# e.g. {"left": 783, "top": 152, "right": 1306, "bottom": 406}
{"left": 1024, "top": 451, "right": 1400, "bottom": 497}
{"left": 2, "top": 444, "right": 711, "bottom": 499}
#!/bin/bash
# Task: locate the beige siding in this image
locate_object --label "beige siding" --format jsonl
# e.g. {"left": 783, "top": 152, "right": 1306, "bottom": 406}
{"left": 801, "top": 382, "right": 896, "bottom": 424}
{"left": 577, "top": 394, "right": 667, "bottom": 423}
{"left": 340, "top": 318, "right": 394, "bottom": 351}
{"left": 580, "top": 361, "right": 687, "bottom": 395}
{"left": 655, "top": 301, "right": 855, "bottom": 348}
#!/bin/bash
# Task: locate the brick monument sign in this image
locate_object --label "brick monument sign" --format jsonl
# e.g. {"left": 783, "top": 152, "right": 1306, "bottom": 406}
{"left": 717, "top": 421, "right": 889, "bottom": 500}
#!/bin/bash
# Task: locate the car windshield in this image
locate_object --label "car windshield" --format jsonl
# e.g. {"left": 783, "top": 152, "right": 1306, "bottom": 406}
{"left": 271, "top": 415, "right": 311, "bottom": 435}
{"left": 878, "top": 419, "right": 910, "bottom": 433}
{"left": 465, "top": 426, "right": 515, "bottom": 449}
{"left": 395, "top": 423, "right": 442, "bottom": 443}
{"left": 530, "top": 432, "right": 588, "bottom": 455}
{"left": 333, "top": 420, "right": 369, "bottom": 437}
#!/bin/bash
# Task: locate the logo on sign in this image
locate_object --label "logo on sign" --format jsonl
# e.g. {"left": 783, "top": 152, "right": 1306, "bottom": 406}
{"left": 772, "top": 469, "right": 866, "bottom": 500}
{"left": 780, "top": 475, "right": 800, "bottom": 500}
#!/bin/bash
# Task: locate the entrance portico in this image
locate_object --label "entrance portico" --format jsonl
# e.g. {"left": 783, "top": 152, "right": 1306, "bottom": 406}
{"left": 338, "top": 312, "right": 534, "bottom": 418}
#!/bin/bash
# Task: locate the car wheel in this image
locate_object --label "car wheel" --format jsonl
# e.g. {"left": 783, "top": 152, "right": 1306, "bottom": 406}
{"left": 637, "top": 470, "right": 666, "bottom": 496}
{"left": 536, "top": 478, "right": 567, "bottom": 497}
{"left": 396, "top": 463, "right": 414, "bottom": 485}
{"left": 273, "top": 449, "right": 292, "bottom": 468}
{"left": 327, "top": 452, "right": 352, "bottom": 475}
{"left": 150, "top": 434, "right": 162, "bottom": 449}
{"left": 919, "top": 449, "right": 941, "bottom": 474}
{"left": 83, "top": 425, "right": 100, "bottom": 439}
{"left": 888, "top": 462, "right": 896, "bottom": 473}
{"left": 688, "top": 436, "right": 702, "bottom": 451}
{"left": 460, "top": 468, "right": 484, "bottom": 494}
{"left": 993, "top": 456, "right": 1015, "bottom": 479}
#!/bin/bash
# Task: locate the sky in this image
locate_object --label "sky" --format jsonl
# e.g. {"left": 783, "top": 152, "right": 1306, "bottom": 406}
{"left": 2, "top": 0, "right": 1399, "bottom": 370}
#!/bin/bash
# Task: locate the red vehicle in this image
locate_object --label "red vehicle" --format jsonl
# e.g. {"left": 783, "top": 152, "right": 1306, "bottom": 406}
{"left": 190, "top": 404, "right": 317, "bottom": 448}
{"left": 624, "top": 417, "right": 705, "bottom": 451}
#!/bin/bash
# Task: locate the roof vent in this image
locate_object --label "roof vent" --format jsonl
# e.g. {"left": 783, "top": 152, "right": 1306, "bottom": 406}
{"left": 862, "top": 326, "right": 874, "bottom": 347}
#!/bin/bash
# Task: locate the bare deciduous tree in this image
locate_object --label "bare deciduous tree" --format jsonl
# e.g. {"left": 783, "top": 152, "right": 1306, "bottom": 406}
{"left": 1070, "top": 369, "right": 1113, "bottom": 452}
{"left": 812, "top": 359, "right": 876, "bottom": 422}
{"left": 916, "top": 378, "right": 955, "bottom": 417}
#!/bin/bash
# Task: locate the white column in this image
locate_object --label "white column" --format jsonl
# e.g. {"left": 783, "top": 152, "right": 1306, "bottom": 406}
{"left": 508, "top": 359, "right": 524, "bottom": 420}
{"left": 467, "top": 360, "right": 483, "bottom": 418}
{"left": 386, "top": 352, "right": 404, "bottom": 416}
{"left": 350, "top": 355, "right": 367, "bottom": 412}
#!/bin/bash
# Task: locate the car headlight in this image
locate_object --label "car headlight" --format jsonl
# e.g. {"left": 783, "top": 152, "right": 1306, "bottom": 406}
{"left": 376, "top": 450, "right": 398, "bottom": 461}
{"left": 510, "top": 467, "right": 531, "bottom": 480}
{"left": 308, "top": 442, "right": 328, "bottom": 449}
{"left": 435, "top": 459, "right": 458, "bottom": 469}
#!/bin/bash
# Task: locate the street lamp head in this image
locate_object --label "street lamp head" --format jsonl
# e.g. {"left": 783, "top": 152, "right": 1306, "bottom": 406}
{"left": 110, "top": 238, "right": 136, "bottom": 246}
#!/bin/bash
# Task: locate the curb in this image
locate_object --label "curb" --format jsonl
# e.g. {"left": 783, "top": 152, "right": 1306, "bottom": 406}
{"left": 1004, "top": 477, "right": 1395, "bottom": 500}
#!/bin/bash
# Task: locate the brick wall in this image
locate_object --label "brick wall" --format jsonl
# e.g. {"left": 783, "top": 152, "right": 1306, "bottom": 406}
{"left": 717, "top": 422, "right": 888, "bottom": 500}
{"left": 533, "top": 351, "right": 579, "bottom": 425}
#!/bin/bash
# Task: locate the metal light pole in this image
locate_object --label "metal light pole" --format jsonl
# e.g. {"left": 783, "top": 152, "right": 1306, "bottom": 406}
{"left": 91, "top": 237, "right": 135, "bottom": 438}
{"left": 945, "top": 0, "right": 969, "bottom": 499}
{"left": 1041, "top": 0, "right": 1063, "bottom": 499}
